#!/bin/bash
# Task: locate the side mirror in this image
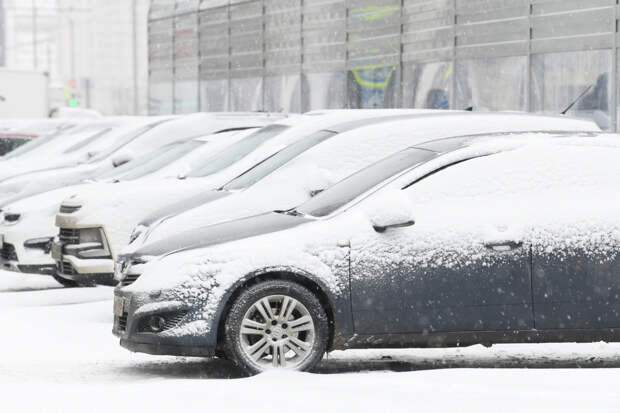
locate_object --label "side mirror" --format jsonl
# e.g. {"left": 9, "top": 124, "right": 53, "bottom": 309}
{"left": 309, "top": 189, "right": 324, "bottom": 197}
{"left": 111, "top": 153, "right": 133, "bottom": 168}
{"left": 366, "top": 191, "right": 416, "bottom": 233}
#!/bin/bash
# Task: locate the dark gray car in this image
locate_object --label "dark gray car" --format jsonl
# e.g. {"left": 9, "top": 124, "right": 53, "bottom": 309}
{"left": 113, "top": 131, "right": 620, "bottom": 374}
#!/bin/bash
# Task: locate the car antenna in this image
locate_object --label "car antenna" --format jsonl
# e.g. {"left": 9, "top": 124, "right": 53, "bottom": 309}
{"left": 561, "top": 85, "right": 593, "bottom": 115}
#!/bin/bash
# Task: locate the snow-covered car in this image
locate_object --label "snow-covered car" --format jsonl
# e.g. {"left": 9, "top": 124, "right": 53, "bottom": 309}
{"left": 0, "top": 129, "right": 259, "bottom": 279}
{"left": 113, "top": 130, "right": 620, "bottom": 374}
{"left": 0, "top": 112, "right": 281, "bottom": 205}
{"left": 0, "top": 118, "right": 79, "bottom": 158}
{"left": 0, "top": 118, "right": 144, "bottom": 181}
{"left": 51, "top": 109, "right": 448, "bottom": 286}
{"left": 132, "top": 113, "right": 601, "bottom": 250}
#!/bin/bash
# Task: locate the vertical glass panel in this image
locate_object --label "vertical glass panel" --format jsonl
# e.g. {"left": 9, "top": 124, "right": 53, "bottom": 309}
{"left": 302, "top": 72, "right": 347, "bottom": 111}
{"left": 174, "top": 76, "right": 200, "bottom": 113}
{"left": 456, "top": 56, "right": 527, "bottom": 111}
{"left": 149, "top": 69, "right": 174, "bottom": 115}
{"left": 347, "top": 65, "right": 399, "bottom": 108}
{"left": 264, "top": 74, "right": 302, "bottom": 113}
{"left": 532, "top": 50, "right": 611, "bottom": 130}
{"left": 230, "top": 77, "right": 263, "bottom": 111}
{"left": 201, "top": 78, "right": 229, "bottom": 111}
{"left": 403, "top": 61, "right": 452, "bottom": 109}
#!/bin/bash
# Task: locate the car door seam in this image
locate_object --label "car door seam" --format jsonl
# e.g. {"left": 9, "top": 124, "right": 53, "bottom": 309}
{"left": 529, "top": 244, "right": 537, "bottom": 330}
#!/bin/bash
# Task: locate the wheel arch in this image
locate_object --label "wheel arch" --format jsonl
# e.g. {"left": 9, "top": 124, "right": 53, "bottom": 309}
{"left": 213, "top": 267, "right": 342, "bottom": 352}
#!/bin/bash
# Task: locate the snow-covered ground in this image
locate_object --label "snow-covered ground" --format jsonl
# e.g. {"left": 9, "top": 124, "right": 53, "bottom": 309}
{"left": 1, "top": 269, "right": 620, "bottom": 413}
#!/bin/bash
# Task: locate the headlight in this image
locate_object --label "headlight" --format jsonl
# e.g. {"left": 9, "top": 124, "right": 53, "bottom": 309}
{"left": 79, "top": 228, "right": 103, "bottom": 244}
{"left": 2, "top": 212, "right": 21, "bottom": 225}
{"left": 24, "top": 237, "right": 53, "bottom": 253}
{"left": 64, "top": 228, "right": 112, "bottom": 259}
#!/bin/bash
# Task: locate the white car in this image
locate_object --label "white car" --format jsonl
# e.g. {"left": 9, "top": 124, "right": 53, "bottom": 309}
{"left": 54, "top": 111, "right": 598, "bottom": 287}
{"left": 0, "top": 112, "right": 281, "bottom": 206}
{"left": 51, "top": 110, "right": 451, "bottom": 286}
{"left": 0, "top": 128, "right": 260, "bottom": 278}
{"left": 0, "top": 118, "right": 153, "bottom": 183}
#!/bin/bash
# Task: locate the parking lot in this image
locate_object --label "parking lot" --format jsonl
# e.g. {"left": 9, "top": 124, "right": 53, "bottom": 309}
{"left": 2, "top": 270, "right": 619, "bottom": 412}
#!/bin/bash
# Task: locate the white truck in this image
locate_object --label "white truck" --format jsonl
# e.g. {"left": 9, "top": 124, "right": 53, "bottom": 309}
{"left": 0, "top": 69, "right": 49, "bottom": 118}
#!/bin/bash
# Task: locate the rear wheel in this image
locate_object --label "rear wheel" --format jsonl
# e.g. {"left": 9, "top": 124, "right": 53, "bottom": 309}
{"left": 223, "top": 280, "right": 329, "bottom": 375}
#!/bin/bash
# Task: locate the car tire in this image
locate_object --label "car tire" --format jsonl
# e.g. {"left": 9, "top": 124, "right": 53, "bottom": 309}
{"left": 223, "top": 279, "right": 329, "bottom": 375}
{"left": 52, "top": 273, "right": 78, "bottom": 288}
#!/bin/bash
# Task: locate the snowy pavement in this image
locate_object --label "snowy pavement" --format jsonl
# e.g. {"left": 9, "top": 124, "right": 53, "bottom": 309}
{"left": 1, "top": 270, "right": 620, "bottom": 412}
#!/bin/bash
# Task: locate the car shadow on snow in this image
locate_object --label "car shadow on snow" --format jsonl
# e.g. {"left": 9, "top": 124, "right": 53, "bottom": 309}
{"left": 0, "top": 270, "right": 65, "bottom": 292}
{"left": 119, "top": 350, "right": 620, "bottom": 380}
{"left": 313, "top": 353, "right": 620, "bottom": 374}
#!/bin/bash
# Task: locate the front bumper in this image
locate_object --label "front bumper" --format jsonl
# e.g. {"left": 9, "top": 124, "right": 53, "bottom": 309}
{"left": 51, "top": 238, "right": 115, "bottom": 286}
{"left": 112, "top": 288, "right": 217, "bottom": 357}
{"left": 1, "top": 232, "right": 56, "bottom": 275}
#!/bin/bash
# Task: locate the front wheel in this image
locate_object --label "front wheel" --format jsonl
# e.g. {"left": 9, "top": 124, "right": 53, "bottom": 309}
{"left": 223, "top": 279, "right": 329, "bottom": 375}
{"left": 52, "top": 272, "right": 78, "bottom": 288}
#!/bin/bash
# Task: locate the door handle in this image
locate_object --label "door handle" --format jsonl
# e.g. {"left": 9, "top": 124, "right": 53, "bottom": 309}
{"left": 484, "top": 241, "right": 523, "bottom": 252}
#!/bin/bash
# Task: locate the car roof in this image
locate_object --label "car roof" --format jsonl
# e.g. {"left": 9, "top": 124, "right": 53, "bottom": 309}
{"left": 413, "top": 130, "right": 607, "bottom": 154}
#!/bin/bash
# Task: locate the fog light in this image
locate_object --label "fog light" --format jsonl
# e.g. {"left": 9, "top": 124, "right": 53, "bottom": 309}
{"left": 147, "top": 315, "right": 166, "bottom": 333}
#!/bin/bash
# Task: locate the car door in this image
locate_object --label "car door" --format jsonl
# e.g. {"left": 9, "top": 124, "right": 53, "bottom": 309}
{"left": 529, "top": 146, "right": 620, "bottom": 331}
{"left": 350, "top": 153, "right": 534, "bottom": 335}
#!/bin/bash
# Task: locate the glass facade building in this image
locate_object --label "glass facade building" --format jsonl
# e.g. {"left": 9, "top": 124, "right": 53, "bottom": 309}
{"left": 149, "top": 0, "right": 619, "bottom": 130}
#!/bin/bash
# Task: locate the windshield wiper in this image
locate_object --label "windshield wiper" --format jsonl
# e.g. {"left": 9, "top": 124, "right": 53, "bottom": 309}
{"left": 274, "top": 208, "right": 305, "bottom": 217}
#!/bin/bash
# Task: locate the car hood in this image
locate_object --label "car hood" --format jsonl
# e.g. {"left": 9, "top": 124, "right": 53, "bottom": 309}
{"left": 56, "top": 179, "right": 221, "bottom": 253}
{"left": 128, "top": 212, "right": 312, "bottom": 259}
{"left": 0, "top": 163, "right": 98, "bottom": 207}
{"left": 138, "top": 189, "right": 231, "bottom": 227}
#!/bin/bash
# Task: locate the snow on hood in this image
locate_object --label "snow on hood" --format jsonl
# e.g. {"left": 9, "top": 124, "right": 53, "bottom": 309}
{"left": 58, "top": 180, "right": 218, "bottom": 253}
{"left": 0, "top": 184, "right": 94, "bottom": 238}
{"left": 0, "top": 164, "right": 100, "bottom": 207}
{"left": 127, "top": 215, "right": 352, "bottom": 325}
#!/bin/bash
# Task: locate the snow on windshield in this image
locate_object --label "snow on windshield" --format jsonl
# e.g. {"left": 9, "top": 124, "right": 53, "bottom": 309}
{"left": 96, "top": 140, "right": 204, "bottom": 182}
{"left": 187, "top": 125, "right": 290, "bottom": 178}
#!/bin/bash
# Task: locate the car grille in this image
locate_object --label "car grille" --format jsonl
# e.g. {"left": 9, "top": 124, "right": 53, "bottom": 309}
{"left": 0, "top": 243, "right": 17, "bottom": 261}
{"left": 59, "top": 228, "right": 80, "bottom": 245}
{"left": 117, "top": 313, "right": 128, "bottom": 332}
{"left": 120, "top": 273, "right": 141, "bottom": 287}
{"left": 60, "top": 205, "right": 81, "bottom": 214}
{"left": 57, "top": 260, "right": 77, "bottom": 275}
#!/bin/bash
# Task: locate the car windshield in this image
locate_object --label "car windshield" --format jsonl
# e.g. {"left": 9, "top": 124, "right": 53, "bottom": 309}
{"left": 222, "top": 130, "right": 337, "bottom": 191}
{"left": 295, "top": 148, "right": 438, "bottom": 218}
{"left": 96, "top": 140, "right": 205, "bottom": 181}
{"left": 62, "top": 128, "right": 113, "bottom": 153}
{"left": 187, "top": 124, "right": 290, "bottom": 178}
{"left": 0, "top": 137, "right": 29, "bottom": 156}
{"left": 87, "top": 121, "right": 168, "bottom": 163}
{"left": 2, "top": 129, "right": 62, "bottom": 159}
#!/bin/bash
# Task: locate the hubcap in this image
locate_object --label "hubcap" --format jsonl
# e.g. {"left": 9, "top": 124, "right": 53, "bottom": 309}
{"left": 239, "top": 294, "right": 315, "bottom": 369}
